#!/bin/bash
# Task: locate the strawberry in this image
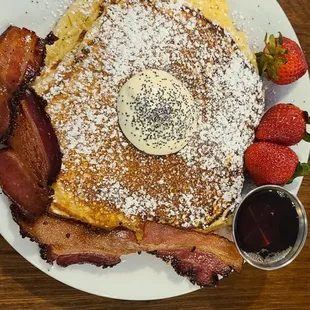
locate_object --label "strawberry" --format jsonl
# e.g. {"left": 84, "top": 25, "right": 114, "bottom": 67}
{"left": 256, "top": 33, "right": 308, "bottom": 85}
{"left": 244, "top": 142, "right": 309, "bottom": 186}
{"left": 256, "top": 103, "right": 310, "bottom": 146}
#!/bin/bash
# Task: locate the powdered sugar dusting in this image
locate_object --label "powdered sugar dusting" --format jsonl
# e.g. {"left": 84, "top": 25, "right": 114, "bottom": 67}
{"left": 41, "top": 0, "right": 264, "bottom": 230}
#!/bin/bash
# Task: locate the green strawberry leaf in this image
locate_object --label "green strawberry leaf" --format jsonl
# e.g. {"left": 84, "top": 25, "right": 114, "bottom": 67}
{"left": 267, "top": 62, "right": 279, "bottom": 80}
{"left": 303, "top": 131, "right": 310, "bottom": 142}
{"left": 288, "top": 162, "right": 310, "bottom": 183}
{"left": 303, "top": 111, "right": 310, "bottom": 124}
{"left": 256, "top": 52, "right": 269, "bottom": 76}
{"left": 278, "top": 32, "right": 284, "bottom": 45}
{"left": 255, "top": 33, "right": 289, "bottom": 81}
{"left": 269, "top": 34, "right": 276, "bottom": 54}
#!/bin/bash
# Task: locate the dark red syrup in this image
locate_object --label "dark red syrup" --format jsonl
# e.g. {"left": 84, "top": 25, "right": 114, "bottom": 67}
{"left": 235, "top": 189, "right": 299, "bottom": 259}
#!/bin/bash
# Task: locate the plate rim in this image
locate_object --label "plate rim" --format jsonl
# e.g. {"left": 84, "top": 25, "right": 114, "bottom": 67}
{"left": 0, "top": 0, "right": 309, "bottom": 301}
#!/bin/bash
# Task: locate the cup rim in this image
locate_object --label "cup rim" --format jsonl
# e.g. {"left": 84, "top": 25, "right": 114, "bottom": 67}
{"left": 232, "top": 185, "right": 308, "bottom": 271}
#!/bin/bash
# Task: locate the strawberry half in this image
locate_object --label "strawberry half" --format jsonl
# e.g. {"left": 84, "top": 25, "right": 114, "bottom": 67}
{"left": 244, "top": 142, "right": 309, "bottom": 186}
{"left": 256, "top": 33, "right": 308, "bottom": 85}
{"left": 256, "top": 103, "right": 310, "bottom": 146}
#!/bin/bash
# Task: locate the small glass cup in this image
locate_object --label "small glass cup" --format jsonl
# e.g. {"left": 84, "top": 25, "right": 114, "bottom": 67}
{"left": 232, "top": 185, "right": 308, "bottom": 270}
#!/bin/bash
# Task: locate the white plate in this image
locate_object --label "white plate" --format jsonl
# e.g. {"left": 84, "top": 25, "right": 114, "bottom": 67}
{"left": 0, "top": 0, "right": 309, "bottom": 301}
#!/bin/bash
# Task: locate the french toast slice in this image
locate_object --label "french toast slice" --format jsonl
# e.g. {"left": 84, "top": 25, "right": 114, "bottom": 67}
{"left": 35, "top": 0, "right": 264, "bottom": 238}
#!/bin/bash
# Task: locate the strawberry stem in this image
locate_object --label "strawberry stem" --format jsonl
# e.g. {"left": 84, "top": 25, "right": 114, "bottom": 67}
{"left": 288, "top": 162, "right": 310, "bottom": 183}
{"left": 256, "top": 33, "right": 288, "bottom": 80}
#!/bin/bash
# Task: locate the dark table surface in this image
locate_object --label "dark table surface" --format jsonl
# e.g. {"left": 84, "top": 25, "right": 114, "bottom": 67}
{"left": 0, "top": 0, "right": 310, "bottom": 309}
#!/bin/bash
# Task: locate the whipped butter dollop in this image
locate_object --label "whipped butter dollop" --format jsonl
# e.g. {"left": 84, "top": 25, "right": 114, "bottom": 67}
{"left": 117, "top": 70, "right": 198, "bottom": 155}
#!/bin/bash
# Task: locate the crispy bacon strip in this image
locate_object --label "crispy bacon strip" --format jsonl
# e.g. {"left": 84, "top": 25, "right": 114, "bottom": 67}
{"left": 9, "top": 88, "right": 62, "bottom": 184}
{"left": 0, "top": 150, "right": 51, "bottom": 219}
{"left": 141, "top": 222, "right": 243, "bottom": 273}
{"left": 12, "top": 208, "right": 139, "bottom": 267}
{"left": 0, "top": 26, "right": 45, "bottom": 91}
{"left": 153, "top": 249, "right": 232, "bottom": 286}
{"left": 0, "top": 86, "right": 13, "bottom": 141}
{"left": 0, "top": 88, "right": 62, "bottom": 219}
{"left": 141, "top": 222, "right": 242, "bottom": 286}
{"left": 0, "top": 27, "right": 60, "bottom": 218}
{"left": 0, "top": 26, "right": 47, "bottom": 142}
{"left": 13, "top": 209, "right": 242, "bottom": 286}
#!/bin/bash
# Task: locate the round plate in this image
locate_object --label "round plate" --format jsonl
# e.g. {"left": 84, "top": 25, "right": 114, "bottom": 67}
{"left": 0, "top": 0, "right": 309, "bottom": 301}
